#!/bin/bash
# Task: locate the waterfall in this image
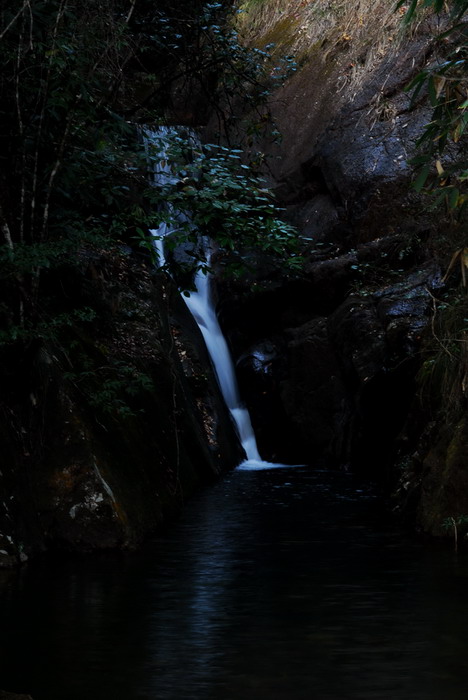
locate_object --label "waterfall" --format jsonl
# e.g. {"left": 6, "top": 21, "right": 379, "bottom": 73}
{"left": 182, "top": 252, "right": 262, "bottom": 462}
{"left": 144, "top": 127, "right": 263, "bottom": 464}
{"left": 144, "top": 126, "right": 189, "bottom": 268}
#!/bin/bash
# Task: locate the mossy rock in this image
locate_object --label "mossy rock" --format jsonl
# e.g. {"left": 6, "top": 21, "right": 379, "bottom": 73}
{"left": 418, "top": 416, "right": 468, "bottom": 536}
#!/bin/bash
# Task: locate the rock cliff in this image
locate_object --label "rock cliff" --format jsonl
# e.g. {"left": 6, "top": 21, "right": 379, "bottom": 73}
{"left": 214, "top": 1, "right": 467, "bottom": 535}
{"left": 0, "top": 248, "right": 242, "bottom": 566}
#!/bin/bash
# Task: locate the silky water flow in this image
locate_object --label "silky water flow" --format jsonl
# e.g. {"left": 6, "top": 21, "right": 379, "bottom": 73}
{"left": 145, "top": 127, "right": 281, "bottom": 469}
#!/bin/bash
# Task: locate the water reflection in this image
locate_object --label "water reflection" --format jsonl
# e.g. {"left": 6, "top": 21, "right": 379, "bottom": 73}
{"left": 1, "top": 467, "right": 468, "bottom": 699}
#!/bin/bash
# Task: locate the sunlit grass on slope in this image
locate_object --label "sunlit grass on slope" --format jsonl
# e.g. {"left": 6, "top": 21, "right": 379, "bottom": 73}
{"left": 237, "top": 0, "right": 406, "bottom": 93}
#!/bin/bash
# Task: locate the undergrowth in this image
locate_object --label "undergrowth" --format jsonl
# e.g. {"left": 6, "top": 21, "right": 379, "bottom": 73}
{"left": 417, "top": 289, "right": 468, "bottom": 415}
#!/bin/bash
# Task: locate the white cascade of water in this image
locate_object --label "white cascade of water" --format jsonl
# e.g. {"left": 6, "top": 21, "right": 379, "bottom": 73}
{"left": 144, "top": 126, "right": 185, "bottom": 267}
{"left": 182, "top": 253, "right": 262, "bottom": 462}
{"left": 144, "top": 127, "right": 263, "bottom": 463}
{"left": 180, "top": 263, "right": 298, "bottom": 470}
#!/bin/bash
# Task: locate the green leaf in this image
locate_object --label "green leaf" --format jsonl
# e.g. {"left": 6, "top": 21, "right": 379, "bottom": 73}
{"left": 414, "top": 164, "right": 431, "bottom": 192}
{"left": 428, "top": 76, "right": 438, "bottom": 107}
{"left": 401, "top": 0, "right": 419, "bottom": 24}
{"left": 449, "top": 187, "right": 460, "bottom": 209}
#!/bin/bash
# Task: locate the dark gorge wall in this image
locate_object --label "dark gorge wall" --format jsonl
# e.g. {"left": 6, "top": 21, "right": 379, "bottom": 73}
{"left": 0, "top": 250, "right": 242, "bottom": 566}
{"left": 214, "top": 4, "right": 468, "bottom": 535}
{"left": 0, "top": 0, "right": 249, "bottom": 566}
{"left": 214, "top": 27, "right": 436, "bottom": 470}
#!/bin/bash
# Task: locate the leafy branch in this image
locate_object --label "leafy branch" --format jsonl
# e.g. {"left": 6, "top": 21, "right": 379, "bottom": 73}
{"left": 141, "top": 132, "right": 301, "bottom": 275}
{"left": 0, "top": 0, "right": 300, "bottom": 418}
{"left": 399, "top": 0, "right": 468, "bottom": 212}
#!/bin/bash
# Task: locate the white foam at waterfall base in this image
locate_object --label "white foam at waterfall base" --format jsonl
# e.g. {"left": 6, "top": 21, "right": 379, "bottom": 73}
{"left": 236, "top": 459, "right": 306, "bottom": 471}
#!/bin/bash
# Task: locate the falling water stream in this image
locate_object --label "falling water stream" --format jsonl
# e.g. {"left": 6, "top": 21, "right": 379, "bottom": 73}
{"left": 146, "top": 127, "right": 265, "bottom": 465}
{"left": 182, "top": 257, "right": 262, "bottom": 463}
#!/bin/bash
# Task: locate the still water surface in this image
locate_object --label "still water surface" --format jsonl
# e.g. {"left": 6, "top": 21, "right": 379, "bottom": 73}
{"left": 1, "top": 466, "right": 468, "bottom": 700}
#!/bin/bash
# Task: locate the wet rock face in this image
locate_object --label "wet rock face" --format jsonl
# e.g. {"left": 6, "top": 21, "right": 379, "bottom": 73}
{"left": 217, "top": 26, "right": 446, "bottom": 479}
{"left": 418, "top": 419, "right": 468, "bottom": 535}
{"left": 279, "top": 318, "right": 346, "bottom": 463}
{"left": 0, "top": 250, "right": 242, "bottom": 563}
{"left": 236, "top": 338, "right": 293, "bottom": 462}
{"left": 222, "top": 262, "right": 434, "bottom": 472}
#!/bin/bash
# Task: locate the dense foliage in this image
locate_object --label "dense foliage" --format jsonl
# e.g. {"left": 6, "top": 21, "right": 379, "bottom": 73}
{"left": 400, "top": 0, "right": 468, "bottom": 212}
{"left": 399, "top": 0, "right": 468, "bottom": 437}
{"left": 0, "top": 4, "right": 297, "bottom": 327}
{"left": 142, "top": 131, "right": 300, "bottom": 275}
{"left": 0, "top": 0, "right": 298, "bottom": 415}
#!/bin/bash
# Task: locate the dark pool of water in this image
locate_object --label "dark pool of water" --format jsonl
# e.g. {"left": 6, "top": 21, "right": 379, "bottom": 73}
{"left": 1, "top": 465, "right": 468, "bottom": 700}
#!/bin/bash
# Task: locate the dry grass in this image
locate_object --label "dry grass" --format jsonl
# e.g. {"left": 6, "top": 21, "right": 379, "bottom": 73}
{"left": 236, "top": 0, "right": 416, "bottom": 94}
